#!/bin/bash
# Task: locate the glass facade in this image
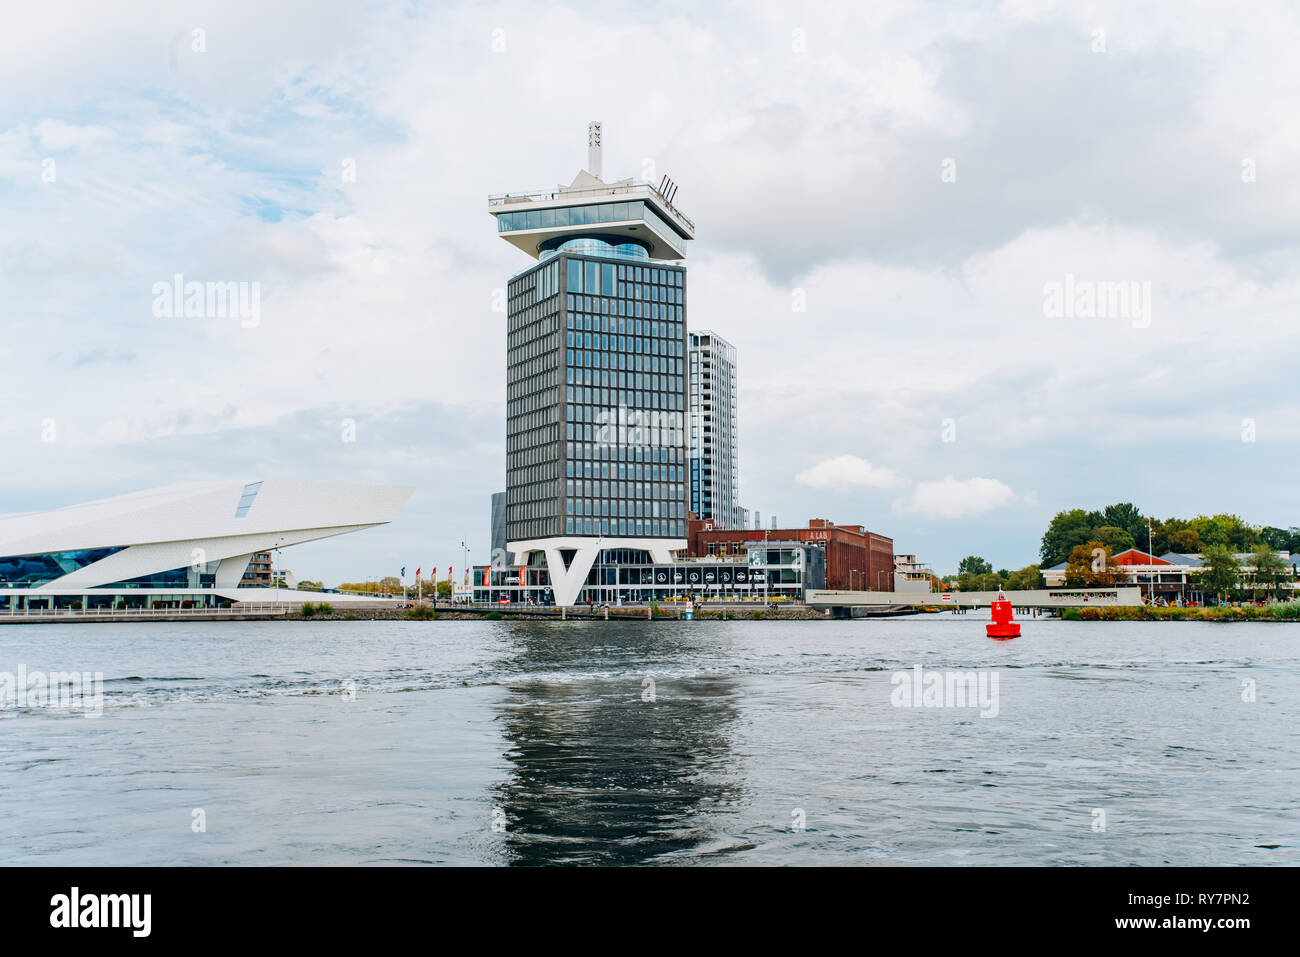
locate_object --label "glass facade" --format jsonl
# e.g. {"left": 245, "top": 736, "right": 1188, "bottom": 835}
{"left": 496, "top": 200, "right": 689, "bottom": 258}
{"left": 470, "top": 544, "right": 825, "bottom": 604}
{"left": 506, "top": 248, "right": 689, "bottom": 542}
{"left": 98, "top": 562, "right": 219, "bottom": 589}
{"left": 688, "top": 332, "right": 741, "bottom": 529}
{"left": 0, "top": 547, "right": 126, "bottom": 587}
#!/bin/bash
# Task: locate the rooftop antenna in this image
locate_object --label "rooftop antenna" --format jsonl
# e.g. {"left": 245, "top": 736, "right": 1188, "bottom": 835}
{"left": 587, "top": 121, "right": 602, "bottom": 181}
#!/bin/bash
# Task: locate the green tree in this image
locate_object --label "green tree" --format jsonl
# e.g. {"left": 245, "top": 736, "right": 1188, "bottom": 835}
{"left": 957, "top": 555, "right": 993, "bottom": 576}
{"left": 1260, "top": 526, "right": 1298, "bottom": 552}
{"left": 1249, "top": 544, "right": 1287, "bottom": 600}
{"left": 1092, "top": 525, "right": 1136, "bottom": 554}
{"left": 1006, "top": 565, "right": 1043, "bottom": 590}
{"left": 1039, "top": 509, "right": 1099, "bottom": 566}
{"left": 1190, "top": 515, "right": 1260, "bottom": 552}
{"left": 436, "top": 580, "right": 452, "bottom": 599}
{"left": 1166, "top": 529, "right": 1201, "bottom": 555}
{"left": 1196, "top": 544, "right": 1242, "bottom": 602}
{"left": 1101, "top": 502, "right": 1148, "bottom": 548}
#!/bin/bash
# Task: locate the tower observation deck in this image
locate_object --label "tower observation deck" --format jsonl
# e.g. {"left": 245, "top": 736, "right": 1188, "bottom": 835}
{"left": 488, "top": 123, "right": 694, "bottom": 262}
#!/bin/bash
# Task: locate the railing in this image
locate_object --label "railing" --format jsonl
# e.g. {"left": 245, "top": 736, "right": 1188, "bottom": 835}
{"left": 1, "top": 604, "right": 295, "bottom": 619}
{"left": 487, "top": 181, "right": 695, "bottom": 232}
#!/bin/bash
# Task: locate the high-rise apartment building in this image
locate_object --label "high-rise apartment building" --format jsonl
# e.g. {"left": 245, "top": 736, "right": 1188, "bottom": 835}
{"left": 688, "top": 330, "right": 741, "bottom": 529}
{"left": 487, "top": 123, "right": 695, "bottom": 605}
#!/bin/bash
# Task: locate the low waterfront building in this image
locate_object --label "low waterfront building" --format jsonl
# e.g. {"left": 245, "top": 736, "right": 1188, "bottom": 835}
{"left": 688, "top": 517, "right": 893, "bottom": 592}
{"left": 471, "top": 540, "right": 825, "bottom": 605}
{"left": 1041, "top": 547, "right": 1297, "bottom": 603}
{"left": 0, "top": 480, "right": 412, "bottom": 612}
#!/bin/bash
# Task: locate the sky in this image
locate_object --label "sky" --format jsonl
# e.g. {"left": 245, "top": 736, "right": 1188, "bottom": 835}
{"left": 1, "top": 0, "right": 1297, "bottom": 582}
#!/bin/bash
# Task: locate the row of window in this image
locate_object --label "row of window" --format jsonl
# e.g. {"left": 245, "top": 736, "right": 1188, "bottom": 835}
{"left": 568, "top": 497, "right": 683, "bottom": 518}
{"left": 568, "top": 295, "right": 681, "bottom": 322}
{"left": 565, "top": 517, "right": 687, "bottom": 537}
{"left": 567, "top": 331, "right": 683, "bottom": 356}
{"left": 568, "top": 442, "right": 683, "bottom": 464}
{"left": 498, "top": 200, "right": 657, "bottom": 235}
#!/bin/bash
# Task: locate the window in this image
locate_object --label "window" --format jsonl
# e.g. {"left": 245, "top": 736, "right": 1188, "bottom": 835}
{"left": 234, "top": 481, "right": 263, "bottom": 518}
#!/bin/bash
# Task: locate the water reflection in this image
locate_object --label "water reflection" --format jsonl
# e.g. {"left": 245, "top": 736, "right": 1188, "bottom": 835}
{"left": 491, "top": 622, "right": 744, "bottom": 865}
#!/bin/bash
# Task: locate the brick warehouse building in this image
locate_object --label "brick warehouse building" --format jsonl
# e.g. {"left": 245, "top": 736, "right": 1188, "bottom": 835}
{"left": 688, "top": 518, "right": 894, "bottom": 591}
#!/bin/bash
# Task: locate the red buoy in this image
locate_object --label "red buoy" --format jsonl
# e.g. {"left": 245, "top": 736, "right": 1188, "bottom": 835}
{"left": 986, "top": 592, "right": 1020, "bottom": 640}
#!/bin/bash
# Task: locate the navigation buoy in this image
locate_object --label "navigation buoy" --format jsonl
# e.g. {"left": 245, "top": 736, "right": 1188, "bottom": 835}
{"left": 986, "top": 591, "right": 1020, "bottom": 640}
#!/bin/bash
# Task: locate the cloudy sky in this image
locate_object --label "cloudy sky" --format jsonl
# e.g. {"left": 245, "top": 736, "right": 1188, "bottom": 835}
{"left": 2, "top": 0, "right": 1297, "bottom": 581}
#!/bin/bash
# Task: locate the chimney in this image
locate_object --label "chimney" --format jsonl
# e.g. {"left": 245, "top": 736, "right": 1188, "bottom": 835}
{"left": 587, "top": 121, "right": 602, "bottom": 180}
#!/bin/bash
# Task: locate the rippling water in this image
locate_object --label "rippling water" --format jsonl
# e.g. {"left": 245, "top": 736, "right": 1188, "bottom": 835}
{"left": 1, "top": 617, "right": 1296, "bottom": 865}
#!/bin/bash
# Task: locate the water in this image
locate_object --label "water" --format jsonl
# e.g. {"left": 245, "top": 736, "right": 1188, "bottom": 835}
{"left": 1, "top": 617, "right": 1296, "bottom": 866}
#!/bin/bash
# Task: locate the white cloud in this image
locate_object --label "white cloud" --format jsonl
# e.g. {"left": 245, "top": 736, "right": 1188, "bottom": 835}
{"left": 894, "top": 476, "right": 1016, "bottom": 520}
{"left": 796, "top": 455, "right": 900, "bottom": 492}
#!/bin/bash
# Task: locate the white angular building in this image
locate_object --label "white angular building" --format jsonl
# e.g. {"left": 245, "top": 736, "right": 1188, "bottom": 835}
{"left": 0, "top": 480, "right": 413, "bottom": 611}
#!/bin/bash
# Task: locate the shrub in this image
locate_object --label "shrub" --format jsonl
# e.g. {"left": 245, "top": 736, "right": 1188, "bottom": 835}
{"left": 1061, "top": 608, "right": 1081, "bottom": 620}
{"left": 484, "top": 611, "right": 503, "bottom": 620}
{"left": 404, "top": 606, "right": 436, "bottom": 620}
{"left": 343, "top": 613, "right": 356, "bottom": 621}
{"left": 317, "top": 603, "right": 334, "bottom": 615}
{"left": 301, "top": 603, "right": 317, "bottom": 617}
{"left": 1079, "top": 607, "right": 1100, "bottom": 620}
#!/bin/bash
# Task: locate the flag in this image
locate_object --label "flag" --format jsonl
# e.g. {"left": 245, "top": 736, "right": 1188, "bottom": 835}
{"left": 416, "top": 567, "right": 421, "bottom": 578}
{"left": 401, "top": 566, "right": 406, "bottom": 578}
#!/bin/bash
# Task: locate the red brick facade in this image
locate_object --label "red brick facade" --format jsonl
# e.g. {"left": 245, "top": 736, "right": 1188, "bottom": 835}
{"left": 687, "top": 517, "right": 894, "bottom": 591}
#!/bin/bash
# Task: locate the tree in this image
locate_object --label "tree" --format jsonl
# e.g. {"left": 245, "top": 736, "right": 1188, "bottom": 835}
{"left": 1101, "top": 502, "right": 1148, "bottom": 548}
{"left": 1196, "top": 544, "right": 1241, "bottom": 602}
{"left": 1250, "top": 544, "right": 1287, "bottom": 600}
{"left": 958, "top": 555, "right": 993, "bottom": 576}
{"left": 1166, "top": 529, "right": 1201, "bottom": 555}
{"left": 1190, "top": 514, "right": 1260, "bottom": 552}
{"left": 437, "top": 580, "right": 452, "bottom": 599}
{"left": 1064, "top": 542, "right": 1119, "bottom": 587}
{"left": 1006, "top": 565, "right": 1043, "bottom": 590}
{"left": 1092, "top": 525, "right": 1136, "bottom": 554}
{"left": 1040, "top": 509, "right": 1099, "bottom": 566}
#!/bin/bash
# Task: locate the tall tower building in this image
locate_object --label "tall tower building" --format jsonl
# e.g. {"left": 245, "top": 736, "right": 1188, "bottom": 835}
{"left": 688, "top": 330, "right": 741, "bottom": 529}
{"left": 487, "top": 123, "right": 695, "bottom": 605}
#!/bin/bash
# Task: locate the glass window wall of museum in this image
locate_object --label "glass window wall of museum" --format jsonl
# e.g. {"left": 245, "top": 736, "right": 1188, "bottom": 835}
{"left": 560, "top": 254, "right": 688, "bottom": 538}
{"left": 0, "top": 547, "right": 127, "bottom": 586}
{"left": 506, "top": 259, "right": 565, "bottom": 540}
